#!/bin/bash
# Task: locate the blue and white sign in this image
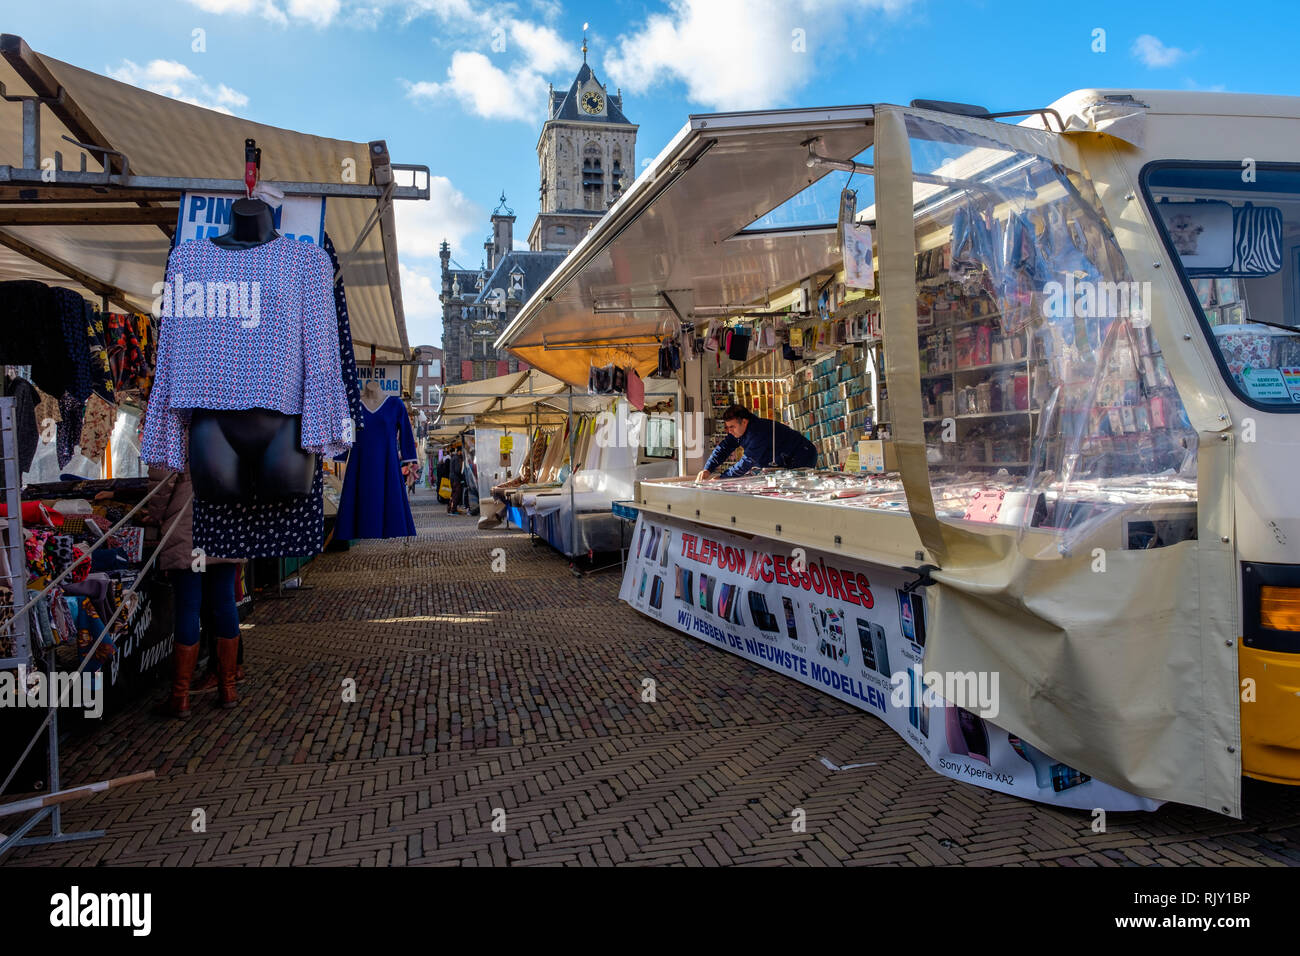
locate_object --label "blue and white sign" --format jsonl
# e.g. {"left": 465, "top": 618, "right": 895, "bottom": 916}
{"left": 175, "top": 191, "right": 326, "bottom": 245}
{"left": 357, "top": 364, "right": 403, "bottom": 397}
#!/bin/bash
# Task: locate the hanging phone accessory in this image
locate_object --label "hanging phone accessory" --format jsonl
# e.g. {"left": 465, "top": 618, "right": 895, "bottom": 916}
{"left": 704, "top": 318, "right": 721, "bottom": 352}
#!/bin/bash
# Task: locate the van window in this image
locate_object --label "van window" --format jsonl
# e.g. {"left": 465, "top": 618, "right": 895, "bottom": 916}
{"left": 643, "top": 415, "right": 676, "bottom": 459}
{"left": 1143, "top": 163, "right": 1300, "bottom": 409}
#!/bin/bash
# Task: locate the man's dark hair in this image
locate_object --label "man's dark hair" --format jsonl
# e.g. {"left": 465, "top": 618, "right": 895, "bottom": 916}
{"left": 721, "top": 404, "right": 751, "bottom": 423}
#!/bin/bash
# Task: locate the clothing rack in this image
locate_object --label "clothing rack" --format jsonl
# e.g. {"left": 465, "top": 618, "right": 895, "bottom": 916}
{"left": 0, "top": 395, "right": 177, "bottom": 855}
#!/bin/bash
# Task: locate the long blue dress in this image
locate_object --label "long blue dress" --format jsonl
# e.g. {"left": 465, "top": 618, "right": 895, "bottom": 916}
{"left": 335, "top": 395, "right": 417, "bottom": 539}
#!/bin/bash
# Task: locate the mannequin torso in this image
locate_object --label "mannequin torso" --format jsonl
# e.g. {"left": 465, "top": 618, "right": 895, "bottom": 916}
{"left": 360, "top": 381, "right": 386, "bottom": 413}
{"left": 188, "top": 197, "right": 316, "bottom": 500}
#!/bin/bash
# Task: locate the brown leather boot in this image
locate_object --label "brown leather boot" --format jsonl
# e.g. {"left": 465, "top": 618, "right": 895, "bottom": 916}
{"left": 216, "top": 635, "right": 239, "bottom": 709}
{"left": 165, "top": 642, "right": 201, "bottom": 719}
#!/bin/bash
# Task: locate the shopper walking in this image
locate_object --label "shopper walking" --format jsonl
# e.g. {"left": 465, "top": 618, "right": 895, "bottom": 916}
{"left": 448, "top": 445, "right": 464, "bottom": 515}
{"left": 436, "top": 450, "right": 451, "bottom": 504}
{"left": 144, "top": 464, "right": 244, "bottom": 717}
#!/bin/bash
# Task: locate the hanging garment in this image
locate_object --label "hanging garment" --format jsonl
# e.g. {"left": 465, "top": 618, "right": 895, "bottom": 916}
{"left": 52, "top": 287, "right": 96, "bottom": 403}
{"left": 191, "top": 234, "right": 363, "bottom": 559}
{"left": 334, "top": 395, "right": 417, "bottom": 539}
{"left": 0, "top": 280, "right": 68, "bottom": 397}
{"left": 79, "top": 392, "right": 116, "bottom": 462}
{"left": 322, "top": 234, "right": 364, "bottom": 440}
{"left": 84, "top": 303, "right": 114, "bottom": 400}
{"left": 189, "top": 234, "right": 361, "bottom": 561}
{"left": 134, "top": 313, "right": 157, "bottom": 397}
{"left": 56, "top": 392, "right": 84, "bottom": 468}
{"left": 141, "top": 236, "right": 351, "bottom": 471}
{"left": 106, "top": 312, "right": 151, "bottom": 394}
{"left": 34, "top": 385, "right": 61, "bottom": 430}
{"left": 3, "top": 375, "right": 38, "bottom": 473}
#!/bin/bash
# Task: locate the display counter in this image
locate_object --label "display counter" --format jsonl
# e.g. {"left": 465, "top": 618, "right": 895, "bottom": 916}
{"left": 636, "top": 468, "right": 1197, "bottom": 569}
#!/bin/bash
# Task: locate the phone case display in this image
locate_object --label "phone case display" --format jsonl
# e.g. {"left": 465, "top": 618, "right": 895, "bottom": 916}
{"left": 709, "top": 378, "right": 735, "bottom": 447}
{"left": 918, "top": 281, "right": 1044, "bottom": 470}
{"left": 732, "top": 377, "right": 789, "bottom": 421}
{"left": 783, "top": 346, "right": 873, "bottom": 466}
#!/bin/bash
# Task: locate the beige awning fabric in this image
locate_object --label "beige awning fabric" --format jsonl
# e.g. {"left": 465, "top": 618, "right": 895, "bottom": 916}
{"left": 439, "top": 369, "right": 569, "bottom": 419}
{"left": 0, "top": 42, "right": 411, "bottom": 358}
{"left": 497, "top": 106, "right": 876, "bottom": 385}
{"left": 441, "top": 370, "right": 679, "bottom": 426}
{"left": 426, "top": 424, "right": 474, "bottom": 444}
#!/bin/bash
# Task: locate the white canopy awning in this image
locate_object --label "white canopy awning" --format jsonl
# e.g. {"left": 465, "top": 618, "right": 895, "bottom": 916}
{"left": 439, "top": 369, "right": 570, "bottom": 421}
{"left": 497, "top": 105, "right": 876, "bottom": 385}
{"left": 441, "top": 369, "right": 680, "bottom": 425}
{"left": 0, "top": 34, "right": 421, "bottom": 359}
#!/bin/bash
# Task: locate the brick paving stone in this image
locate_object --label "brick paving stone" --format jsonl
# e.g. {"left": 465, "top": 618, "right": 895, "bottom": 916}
{"left": 5, "top": 489, "right": 1300, "bottom": 867}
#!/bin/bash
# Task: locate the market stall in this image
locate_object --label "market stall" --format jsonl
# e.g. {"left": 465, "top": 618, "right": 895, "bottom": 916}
{"left": 500, "top": 91, "right": 1300, "bottom": 817}
{"left": 441, "top": 370, "right": 680, "bottom": 557}
{"left": 0, "top": 33, "right": 428, "bottom": 853}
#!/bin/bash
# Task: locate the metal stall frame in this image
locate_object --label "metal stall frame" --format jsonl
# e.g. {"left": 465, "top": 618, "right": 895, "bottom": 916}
{"left": 0, "top": 34, "right": 431, "bottom": 853}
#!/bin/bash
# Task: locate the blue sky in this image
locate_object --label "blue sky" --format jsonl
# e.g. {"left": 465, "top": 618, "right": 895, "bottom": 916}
{"left": 6, "top": 0, "right": 1298, "bottom": 348}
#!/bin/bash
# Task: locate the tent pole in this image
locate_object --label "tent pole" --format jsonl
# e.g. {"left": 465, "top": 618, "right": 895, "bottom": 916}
{"left": 568, "top": 387, "right": 575, "bottom": 563}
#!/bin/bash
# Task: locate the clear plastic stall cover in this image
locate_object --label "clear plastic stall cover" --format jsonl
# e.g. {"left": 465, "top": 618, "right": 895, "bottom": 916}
{"left": 474, "top": 427, "right": 531, "bottom": 504}
{"left": 904, "top": 111, "right": 1198, "bottom": 556}
{"left": 874, "top": 106, "right": 1239, "bottom": 816}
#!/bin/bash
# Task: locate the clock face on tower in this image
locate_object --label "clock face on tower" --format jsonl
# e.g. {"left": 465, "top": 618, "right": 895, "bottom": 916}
{"left": 581, "top": 90, "right": 604, "bottom": 114}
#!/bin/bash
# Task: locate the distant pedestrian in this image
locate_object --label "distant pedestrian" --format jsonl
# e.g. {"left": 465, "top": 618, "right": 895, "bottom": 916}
{"left": 448, "top": 446, "right": 464, "bottom": 515}
{"left": 436, "top": 451, "right": 451, "bottom": 504}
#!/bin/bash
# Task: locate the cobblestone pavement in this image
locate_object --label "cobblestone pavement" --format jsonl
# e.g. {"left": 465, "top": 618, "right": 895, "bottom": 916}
{"left": 5, "top": 488, "right": 1300, "bottom": 866}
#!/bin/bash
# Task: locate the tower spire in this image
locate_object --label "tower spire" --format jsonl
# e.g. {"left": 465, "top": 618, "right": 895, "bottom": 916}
{"left": 582, "top": 22, "right": 588, "bottom": 63}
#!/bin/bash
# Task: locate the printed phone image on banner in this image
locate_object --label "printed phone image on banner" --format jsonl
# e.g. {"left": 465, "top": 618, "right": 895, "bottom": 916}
{"left": 616, "top": 513, "right": 1160, "bottom": 813}
{"left": 674, "top": 565, "right": 693, "bottom": 604}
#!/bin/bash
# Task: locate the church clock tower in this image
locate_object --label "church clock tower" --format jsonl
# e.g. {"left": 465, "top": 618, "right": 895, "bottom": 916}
{"left": 529, "top": 38, "right": 638, "bottom": 253}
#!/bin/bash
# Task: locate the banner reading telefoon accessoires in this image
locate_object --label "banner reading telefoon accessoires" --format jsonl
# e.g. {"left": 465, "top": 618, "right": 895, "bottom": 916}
{"left": 620, "top": 514, "right": 1160, "bottom": 812}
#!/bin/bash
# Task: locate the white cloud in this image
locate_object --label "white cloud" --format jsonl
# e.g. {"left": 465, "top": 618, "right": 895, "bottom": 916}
{"left": 509, "top": 21, "right": 568, "bottom": 74}
{"left": 187, "top": 0, "right": 265, "bottom": 12}
{"left": 400, "top": 262, "right": 444, "bottom": 347}
{"left": 606, "top": 0, "right": 910, "bottom": 111}
{"left": 184, "top": 0, "right": 357, "bottom": 27}
{"left": 287, "top": 0, "right": 342, "bottom": 26}
{"left": 404, "top": 51, "right": 547, "bottom": 122}
{"left": 106, "top": 59, "right": 250, "bottom": 114}
{"left": 186, "top": 0, "right": 288, "bottom": 25}
{"left": 402, "top": 0, "right": 494, "bottom": 28}
{"left": 398, "top": 0, "right": 574, "bottom": 122}
{"left": 395, "top": 174, "right": 485, "bottom": 260}
{"left": 1131, "top": 34, "right": 1189, "bottom": 69}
